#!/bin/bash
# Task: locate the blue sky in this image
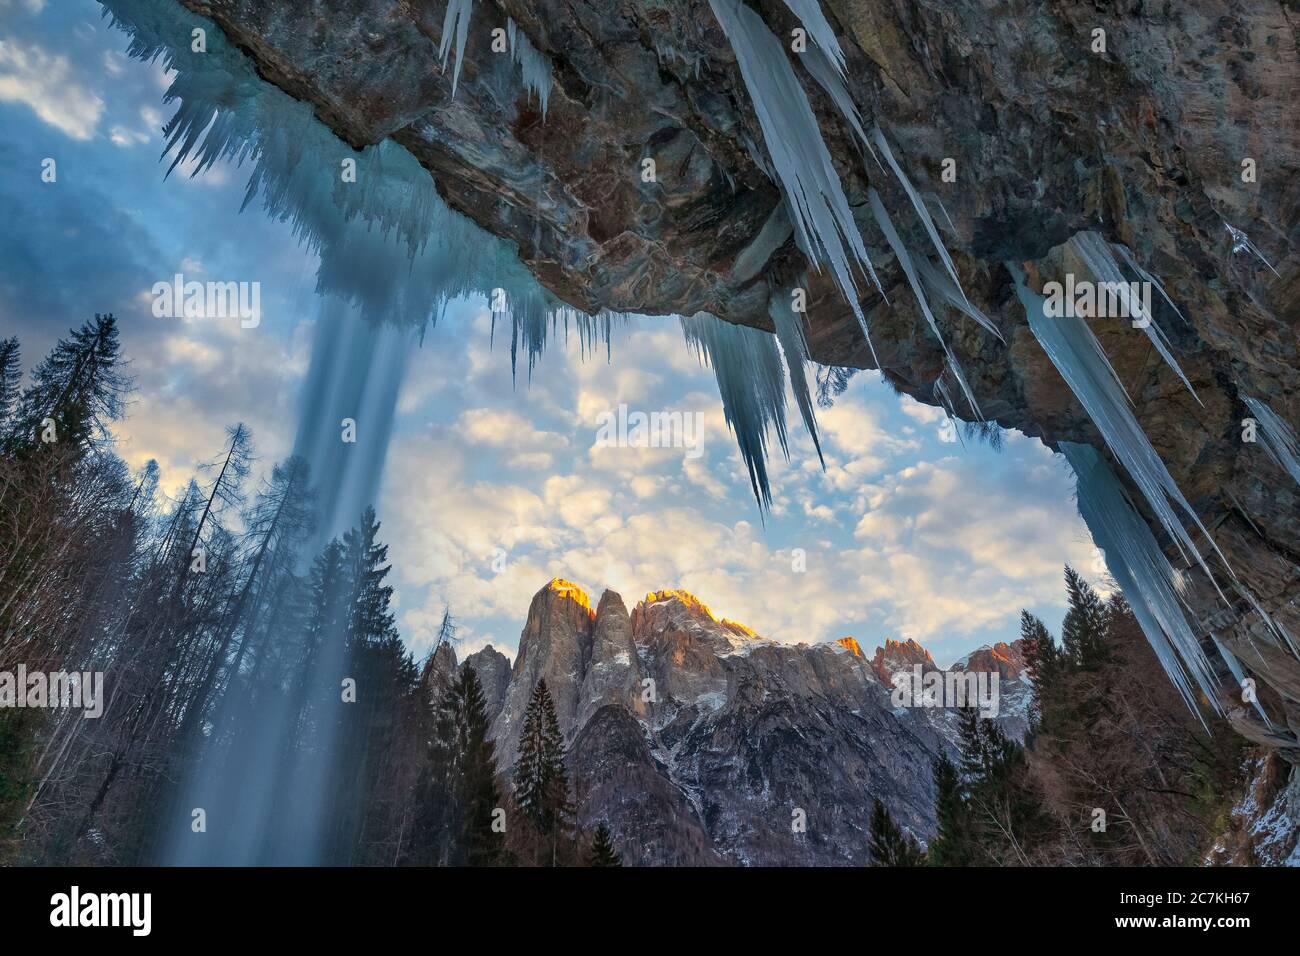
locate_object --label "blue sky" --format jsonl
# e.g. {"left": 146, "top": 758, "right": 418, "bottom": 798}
{"left": 0, "top": 0, "right": 1101, "bottom": 667}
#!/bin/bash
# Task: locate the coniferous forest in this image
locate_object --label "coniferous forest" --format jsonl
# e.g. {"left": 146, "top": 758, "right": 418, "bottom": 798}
{"left": 0, "top": 317, "right": 614, "bottom": 867}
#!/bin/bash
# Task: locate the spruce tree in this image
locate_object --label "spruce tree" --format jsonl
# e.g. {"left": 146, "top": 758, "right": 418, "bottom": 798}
{"left": 454, "top": 666, "right": 505, "bottom": 866}
{"left": 1018, "top": 610, "right": 1060, "bottom": 733}
{"left": 514, "top": 678, "right": 573, "bottom": 864}
{"left": 1061, "top": 565, "right": 1109, "bottom": 669}
{"left": 927, "top": 755, "right": 977, "bottom": 866}
{"left": 588, "top": 822, "right": 622, "bottom": 867}
{"left": 2, "top": 314, "right": 125, "bottom": 457}
{"left": 868, "top": 798, "right": 925, "bottom": 866}
{"left": 950, "top": 706, "right": 1050, "bottom": 864}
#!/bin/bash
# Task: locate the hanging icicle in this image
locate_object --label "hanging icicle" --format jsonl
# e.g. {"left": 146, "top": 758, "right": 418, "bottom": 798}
{"left": 769, "top": 287, "right": 825, "bottom": 466}
{"left": 1068, "top": 231, "right": 1200, "bottom": 404}
{"left": 868, "top": 188, "right": 982, "bottom": 419}
{"left": 1060, "top": 442, "right": 1221, "bottom": 717}
{"left": 1242, "top": 395, "right": 1300, "bottom": 487}
{"left": 708, "top": 0, "right": 883, "bottom": 363}
{"left": 1111, "top": 242, "right": 1188, "bottom": 326}
{"left": 1210, "top": 635, "right": 1272, "bottom": 724}
{"left": 681, "top": 312, "right": 791, "bottom": 510}
{"left": 914, "top": 256, "right": 1004, "bottom": 343}
{"left": 1224, "top": 222, "right": 1281, "bottom": 277}
{"left": 103, "top": 0, "right": 611, "bottom": 369}
{"left": 781, "top": 0, "right": 846, "bottom": 74}
{"left": 870, "top": 126, "right": 968, "bottom": 304}
{"left": 439, "top": 0, "right": 473, "bottom": 96}
{"left": 1009, "top": 262, "right": 1232, "bottom": 596}
{"left": 507, "top": 18, "right": 554, "bottom": 117}
{"left": 932, "top": 376, "right": 965, "bottom": 448}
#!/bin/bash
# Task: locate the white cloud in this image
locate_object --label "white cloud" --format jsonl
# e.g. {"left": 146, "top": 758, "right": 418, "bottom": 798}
{"left": 368, "top": 314, "right": 1094, "bottom": 663}
{"left": 0, "top": 38, "right": 104, "bottom": 139}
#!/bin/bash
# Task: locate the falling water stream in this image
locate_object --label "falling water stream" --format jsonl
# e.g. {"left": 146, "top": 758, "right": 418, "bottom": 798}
{"left": 163, "top": 301, "right": 414, "bottom": 865}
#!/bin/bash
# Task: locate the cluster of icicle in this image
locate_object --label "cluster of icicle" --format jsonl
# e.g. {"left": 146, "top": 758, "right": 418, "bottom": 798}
{"left": 698, "top": 0, "right": 1007, "bottom": 503}
{"left": 438, "top": 2, "right": 554, "bottom": 116}
{"left": 1010, "top": 246, "right": 1298, "bottom": 722}
{"left": 100, "top": 0, "right": 603, "bottom": 378}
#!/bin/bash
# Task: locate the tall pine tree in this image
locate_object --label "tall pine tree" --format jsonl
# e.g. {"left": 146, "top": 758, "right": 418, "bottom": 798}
{"left": 2, "top": 314, "right": 125, "bottom": 457}
{"left": 928, "top": 755, "right": 978, "bottom": 866}
{"left": 1018, "top": 610, "right": 1061, "bottom": 734}
{"left": 588, "top": 822, "right": 622, "bottom": 867}
{"left": 868, "top": 798, "right": 925, "bottom": 866}
{"left": 514, "top": 678, "right": 573, "bottom": 865}
{"left": 1061, "top": 565, "right": 1109, "bottom": 669}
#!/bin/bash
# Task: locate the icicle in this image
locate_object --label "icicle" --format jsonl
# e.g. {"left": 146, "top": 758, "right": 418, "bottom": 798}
{"left": 1069, "top": 232, "right": 1201, "bottom": 404}
{"left": 1223, "top": 487, "right": 1262, "bottom": 537}
{"left": 769, "top": 287, "right": 824, "bottom": 466}
{"left": 870, "top": 125, "right": 967, "bottom": 304}
{"left": 868, "top": 188, "right": 982, "bottom": 418}
{"left": 506, "top": 18, "right": 554, "bottom": 117}
{"left": 914, "top": 256, "right": 1004, "bottom": 343}
{"left": 932, "top": 376, "right": 965, "bottom": 448}
{"left": 1242, "top": 395, "right": 1300, "bottom": 487}
{"left": 1224, "top": 222, "right": 1281, "bottom": 278}
{"left": 730, "top": 201, "right": 794, "bottom": 285}
{"left": 1060, "top": 442, "right": 1220, "bottom": 718}
{"left": 681, "top": 312, "right": 791, "bottom": 509}
{"left": 782, "top": 0, "right": 846, "bottom": 75}
{"left": 1236, "top": 584, "right": 1300, "bottom": 660}
{"left": 927, "top": 193, "right": 957, "bottom": 236}
{"left": 708, "top": 0, "right": 882, "bottom": 364}
{"left": 103, "top": 0, "right": 610, "bottom": 362}
{"left": 439, "top": 0, "right": 473, "bottom": 96}
{"left": 1111, "top": 242, "right": 1188, "bottom": 326}
{"left": 1010, "top": 263, "right": 1232, "bottom": 597}
{"left": 798, "top": 43, "right": 879, "bottom": 169}
{"left": 1210, "top": 635, "right": 1271, "bottom": 724}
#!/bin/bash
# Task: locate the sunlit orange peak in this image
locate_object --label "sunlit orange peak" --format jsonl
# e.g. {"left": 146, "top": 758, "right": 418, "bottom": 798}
{"left": 721, "top": 618, "right": 759, "bottom": 640}
{"left": 644, "top": 589, "right": 716, "bottom": 621}
{"left": 834, "top": 636, "right": 863, "bottom": 657}
{"left": 546, "top": 577, "right": 593, "bottom": 613}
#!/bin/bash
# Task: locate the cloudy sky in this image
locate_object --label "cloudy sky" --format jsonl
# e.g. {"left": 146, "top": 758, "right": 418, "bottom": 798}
{"left": 0, "top": 0, "right": 1101, "bottom": 668}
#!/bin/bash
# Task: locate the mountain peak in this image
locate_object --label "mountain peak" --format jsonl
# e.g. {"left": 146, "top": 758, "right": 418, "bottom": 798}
{"left": 541, "top": 577, "right": 594, "bottom": 616}
{"left": 870, "top": 638, "right": 936, "bottom": 683}
{"left": 953, "top": 639, "right": 1028, "bottom": 679}
{"left": 640, "top": 588, "right": 717, "bottom": 621}
{"left": 834, "top": 636, "right": 863, "bottom": 657}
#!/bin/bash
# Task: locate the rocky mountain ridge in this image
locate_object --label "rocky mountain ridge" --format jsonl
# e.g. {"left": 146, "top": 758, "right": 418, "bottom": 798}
{"left": 423, "top": 577, "right": 1033, "bottom": 864}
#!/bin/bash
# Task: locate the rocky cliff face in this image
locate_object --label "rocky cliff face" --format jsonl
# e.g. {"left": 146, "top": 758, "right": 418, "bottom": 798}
{"left": 476, "top": 578, "right": 1033, "bottom": 865}
{"left": 462, "top": 645, "right": 513, "bottom": 720}
{"left": 491, "top": 578, "right": 595, "bottom": 768}
{"left": 870, "top": 637, "right": 937, "bottom": 684}
{"left": 171, "top": 0, "right": 1299, "bottom": 754}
